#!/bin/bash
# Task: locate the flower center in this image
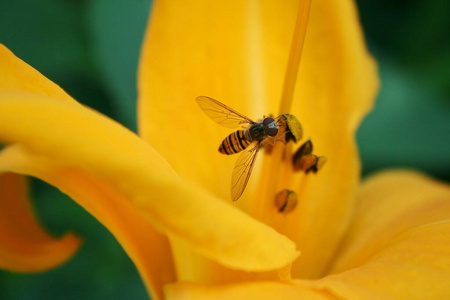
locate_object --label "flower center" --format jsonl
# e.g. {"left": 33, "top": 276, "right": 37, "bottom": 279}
{"left": 250, "top": 0, "right": 314, "bottom": 227}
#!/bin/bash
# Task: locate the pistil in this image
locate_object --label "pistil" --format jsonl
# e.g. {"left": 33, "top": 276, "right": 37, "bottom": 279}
{"left": 278, "top": 0, "right": 312, "bottom": 115}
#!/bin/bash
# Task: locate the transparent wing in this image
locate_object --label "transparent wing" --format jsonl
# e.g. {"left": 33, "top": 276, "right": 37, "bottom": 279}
{"left": 196, "top": 96, "right": 255, "bottom": 129}
{"left": 231, "top": 142, "right": 260, "bottom": 201}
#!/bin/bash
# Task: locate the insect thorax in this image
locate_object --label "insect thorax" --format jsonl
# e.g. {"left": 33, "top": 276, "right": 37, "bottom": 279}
{"left": 248, "top": 123, "right": 266, "bottom": 141}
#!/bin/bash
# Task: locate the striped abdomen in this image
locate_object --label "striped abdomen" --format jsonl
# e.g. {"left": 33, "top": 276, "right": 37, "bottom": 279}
{"left": 219, "top": 130, "right": 251, "bottom": 155}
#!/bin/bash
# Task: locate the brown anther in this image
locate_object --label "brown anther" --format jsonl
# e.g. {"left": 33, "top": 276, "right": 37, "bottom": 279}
{"left": 306, "top": 155, "right": 327, "bottom": 173}
{"left": 292, "top": 139, "right": 313, "bottom": 162}
{"left": 293, "top": 154, "right": 327, "bottom": 173}
{"left": 275, "top": 189, "right": 298, "bottom": 213}
{"left": 292, "top": 139, "right": 327, "bottom": 173}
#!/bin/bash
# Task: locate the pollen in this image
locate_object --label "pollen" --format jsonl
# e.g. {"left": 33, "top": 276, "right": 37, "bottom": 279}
{"left": 277, "top": 114, "right": 303, "bottom": 143}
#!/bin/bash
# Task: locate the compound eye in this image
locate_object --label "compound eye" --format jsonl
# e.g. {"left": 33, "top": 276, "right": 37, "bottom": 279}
{"left": 263, "top": 117, "right": 275, "bottom": 126}
{"left": 263, "top": 118, "right": 278, "bottom": 137}
{"left": 266, "top": 127, "right": 278, "bottom": 137}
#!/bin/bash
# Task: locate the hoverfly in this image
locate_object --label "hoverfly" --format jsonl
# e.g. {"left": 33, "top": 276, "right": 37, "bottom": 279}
{"left": 196, "top": 96, "right": 302, "bottom": 201}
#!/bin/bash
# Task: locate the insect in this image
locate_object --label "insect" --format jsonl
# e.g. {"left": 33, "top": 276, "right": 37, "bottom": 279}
{"left": 196, "top": 96, "right": 303, "bottom": 201}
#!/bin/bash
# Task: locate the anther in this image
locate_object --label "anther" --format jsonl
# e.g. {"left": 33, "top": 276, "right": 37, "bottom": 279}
{"left": 293, "top": 139, "right": 313, "bottom": 159}
{"left": 292, "top": 139, "right": 327, "bottom": 173}
{"left": 275, "top": 189, "right": 298, "bottom": 213}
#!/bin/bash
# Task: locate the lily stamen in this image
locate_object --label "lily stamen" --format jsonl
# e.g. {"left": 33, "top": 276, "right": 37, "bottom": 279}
{"left": 292, "top": 139, "right": 327, "bottom": 173}
{"left": 275, "top": 189, "right": 298, "bottom": 213}
{"left": 254, "top": 0, "right": 311, "bottom": 218}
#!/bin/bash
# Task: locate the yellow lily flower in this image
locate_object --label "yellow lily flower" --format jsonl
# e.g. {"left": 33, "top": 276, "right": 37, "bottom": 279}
{"left": 1, "top": 0, "right": 450, "bottom": 300}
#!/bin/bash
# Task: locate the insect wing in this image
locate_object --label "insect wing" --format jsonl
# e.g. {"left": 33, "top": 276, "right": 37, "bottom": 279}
{"left": 196, "top": 96, "right": 255, "bottom": 129}
{"left": 231, "top": 142, "right": 260, "bottom": 201}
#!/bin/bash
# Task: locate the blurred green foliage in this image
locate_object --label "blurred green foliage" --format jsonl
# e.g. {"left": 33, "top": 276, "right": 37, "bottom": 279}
{"left": 356, "top": 0, "right": 450, "bottom": 181}
{"left": 0, "top": 0, "right": 448, "bottom": 299}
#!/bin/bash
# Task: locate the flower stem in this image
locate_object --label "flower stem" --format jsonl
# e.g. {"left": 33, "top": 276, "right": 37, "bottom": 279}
{"left": 278, "top": 0, "right": 312, "bottom": 114}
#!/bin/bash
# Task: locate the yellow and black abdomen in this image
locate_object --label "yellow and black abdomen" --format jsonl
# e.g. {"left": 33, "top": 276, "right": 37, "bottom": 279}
{"left": 219, "top": 130, "right": 251, "bottom": 155}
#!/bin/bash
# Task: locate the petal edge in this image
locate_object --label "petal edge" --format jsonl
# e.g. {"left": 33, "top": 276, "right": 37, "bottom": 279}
{"left": 0, "top": 173, "right": 81, "bottom": 272}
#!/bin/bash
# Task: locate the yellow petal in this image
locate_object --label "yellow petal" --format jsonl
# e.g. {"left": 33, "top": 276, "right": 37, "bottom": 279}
{"left": 295, "top": 220, "right": 450, "bottom": 299}
{"left": 0, "top": 145, "right": 174, "bottom": 300}
{"left": 165, "top": 281, "right": 330, "bottom": 300}
{"left": 330, "top": 170, "right": 450, "bottom": 273}
{"left": 0, "top": 44, "right": 74, "bottom": 101}
{"left": 0, "top": 94, "right": 299, "bottom": 290}
{"left": 0, "top": 44, "right": 81, "bottom": 272}
{"left": 169, "top": 219, "right": 450, "bottom": 300}
{"left": 169, "top": 172, "right": 450, "bottom": 300}
{"left": 284, "top": 170, "right": 450, "bottom": 299}
{"left": 0, "top": 172, "right": 81, "bottom": 272}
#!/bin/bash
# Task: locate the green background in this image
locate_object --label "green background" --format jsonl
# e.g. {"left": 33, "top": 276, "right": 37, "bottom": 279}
{"left": 0, "top": 0, "right": 448, "bottom": 299}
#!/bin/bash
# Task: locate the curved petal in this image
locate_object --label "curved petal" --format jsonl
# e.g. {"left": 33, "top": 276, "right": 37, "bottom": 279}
{"left": 165, "top": 281, "right": 330, "bottom": 300}
{"left": 295, "top": 220, "right": 450, "bottom": 299}
{"left": 168, "top": 218, "right": 450, "bottom": 300}
{"left": 330, "top": 170, "right": 450, "bottom": 273}
{"left": 0, "top": 94, "right": 299, "bottom": 293}
{"left": 0, "top": 145, "right": 174, "bottom": 300}
{"left": 0, "top": 43, "right": 173, "bottom": 298}
{"left": 0, "top": 172, "right": 81, "bottom": 272}
{"left": 166, "top": 171, "right": 450, "bottom": 300}
{"left": 0, "top": 44, "right": 80, "bottom": 272}
{"left": 285, "top": 170, "right": 450, "bottom": 299}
